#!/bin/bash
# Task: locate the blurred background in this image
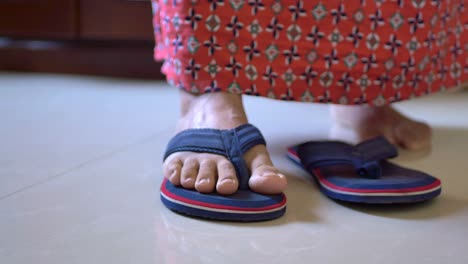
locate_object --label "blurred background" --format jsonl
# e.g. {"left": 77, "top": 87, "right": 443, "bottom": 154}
{"left": 0, "top": 0, "right": 163, "bottom": 79}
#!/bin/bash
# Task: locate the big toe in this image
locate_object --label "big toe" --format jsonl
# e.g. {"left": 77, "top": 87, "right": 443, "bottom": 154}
{"left": 249, "top": 165, "right": 287, "bottom": 195}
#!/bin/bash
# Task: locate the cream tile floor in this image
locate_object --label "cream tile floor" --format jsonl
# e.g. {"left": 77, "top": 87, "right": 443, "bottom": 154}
{"left": 1, "top": 72, "right": 468, "bottom": 264}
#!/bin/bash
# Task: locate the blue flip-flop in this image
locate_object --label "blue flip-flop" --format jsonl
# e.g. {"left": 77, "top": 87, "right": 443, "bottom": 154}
{"left": 160, "top": 124, "right": 287, "bottom": 221}
{"left": 287, "top": 137, "right": 441, "bottom": 204}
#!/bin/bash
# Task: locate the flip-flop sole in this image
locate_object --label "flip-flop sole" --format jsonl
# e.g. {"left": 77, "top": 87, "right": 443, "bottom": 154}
{"left": 160, "top": 179, "right": 287, "bottom": 221}
{"left": 287, "top": 147, "right": 441, "bottom": 204}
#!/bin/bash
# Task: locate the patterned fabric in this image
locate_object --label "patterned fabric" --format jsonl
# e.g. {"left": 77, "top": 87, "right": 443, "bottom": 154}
{"left": 151, "top": 0, "right": 468, "bottom": 105}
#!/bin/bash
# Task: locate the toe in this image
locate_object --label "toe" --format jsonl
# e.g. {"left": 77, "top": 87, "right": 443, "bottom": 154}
{"left": 180, "top": 158, "right": 199, "bottom": 189}
{"left": 244, "top": 145, "right": 287, "bottom": 194}
{"left": 195, "top": 159, "right": 217, "bottom": 193}
{"left": 249, "top": 164, "right": 287, "bottom": 194}
{"left": 163, "top": 157, "right": 183, "bottom": 185}
{"left": 395, "top": 121, "right": 432, "bottom": 150}
{"left": 216, "top": 160, "right": 238, "bottom": 195}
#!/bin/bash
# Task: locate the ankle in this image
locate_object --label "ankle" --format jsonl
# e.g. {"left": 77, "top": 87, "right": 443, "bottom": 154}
{"left": 331, "top": 105, "right": 393, "bottom": 128}
{"left": 179, "top": 90, "right": 196, "bottom": 116}
{"left": 180, "top": 90, "right": 245, "bottom": 113}
{"left": 176, "top": 91, "right": 248, "bottom": 131}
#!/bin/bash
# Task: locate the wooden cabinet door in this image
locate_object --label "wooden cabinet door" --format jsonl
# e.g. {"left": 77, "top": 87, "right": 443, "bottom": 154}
{"left": 0, "top": 0, "right": 77, "bottom": 39}
{"left": 80, "top": 0, "right": 154, "bottom": 41}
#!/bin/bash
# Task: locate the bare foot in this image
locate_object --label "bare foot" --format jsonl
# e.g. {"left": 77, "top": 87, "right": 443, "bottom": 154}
{"left": 330, "top": 105, "right": 432, "bottom": 150}
{"left": 163, "top": 91, "right": 287, "bottom": 195}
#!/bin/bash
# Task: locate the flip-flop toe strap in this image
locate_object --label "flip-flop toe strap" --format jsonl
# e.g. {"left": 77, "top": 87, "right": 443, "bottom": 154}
{"left": 298, "top": 136, "right": 398, "bottom": 179}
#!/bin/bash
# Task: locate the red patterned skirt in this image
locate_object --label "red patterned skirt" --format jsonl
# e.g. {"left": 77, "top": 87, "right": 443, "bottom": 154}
{"left": 151, "top": 0, "right": 467, "bottom": 105}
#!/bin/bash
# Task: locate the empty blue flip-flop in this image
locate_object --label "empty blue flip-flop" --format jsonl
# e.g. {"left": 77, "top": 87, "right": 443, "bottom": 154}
{"left": 287, "top": 137, "right": 441, "bottom": 204}
{"left": 160, "top": 124, "right": 287, "bottom": 221}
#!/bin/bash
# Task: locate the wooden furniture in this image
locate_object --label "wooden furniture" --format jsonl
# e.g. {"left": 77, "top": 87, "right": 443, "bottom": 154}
{"left": 0, "top": 0, "right": 163, "bottom": 79}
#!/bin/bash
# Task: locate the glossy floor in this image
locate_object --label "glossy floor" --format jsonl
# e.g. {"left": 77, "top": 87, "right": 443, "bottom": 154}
{"left": 1, "top": 73, "right": 468, "bottom": 264}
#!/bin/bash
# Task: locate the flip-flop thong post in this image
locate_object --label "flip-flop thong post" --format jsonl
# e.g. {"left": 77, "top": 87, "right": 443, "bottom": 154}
{"left": 287, "top": 137, "right": 441, "bottom": 204}
{"left": 160, "top": 124, "right": 287, "bottom": 221}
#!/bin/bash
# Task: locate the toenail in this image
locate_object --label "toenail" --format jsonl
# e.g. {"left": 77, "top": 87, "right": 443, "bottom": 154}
{"left": 184, "top": 178, "right": 194, "bottom": 183}
{"left": 198, "top": 178, "right": 210, "bottom": 185}
{"left": 220, "top": 178, "right": 235, "bottom": 185}
{"left": 262, "top": 172, "right": 285, "bottom": 178}
{"left": 169, "top": 174, "right": 178, "bottom": 182}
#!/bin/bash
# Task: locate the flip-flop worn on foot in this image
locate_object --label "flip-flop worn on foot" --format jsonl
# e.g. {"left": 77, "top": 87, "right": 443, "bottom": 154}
{"left": 160, "top": 124, "right": 287, "bottom": 221}
{"left": 287, "top": 137, "right": 441, "bottom": 204}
